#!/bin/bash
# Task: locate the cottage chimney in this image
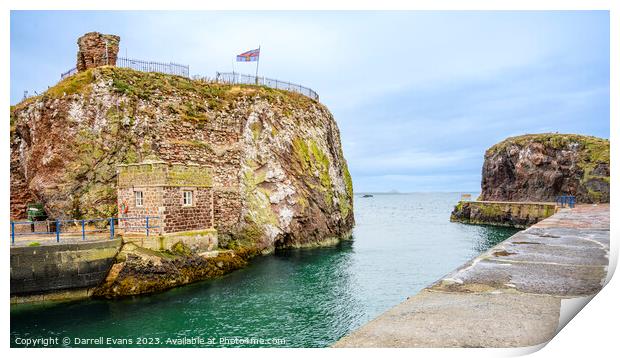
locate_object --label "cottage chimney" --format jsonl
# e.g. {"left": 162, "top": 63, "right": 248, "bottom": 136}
{"left": 76, "top": 32, "right": 120, "bottom": 72}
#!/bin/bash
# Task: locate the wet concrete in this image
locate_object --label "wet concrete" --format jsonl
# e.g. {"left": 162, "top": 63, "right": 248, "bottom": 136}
{"left": 334, "top": 204, "right": 610, "bottom": 348}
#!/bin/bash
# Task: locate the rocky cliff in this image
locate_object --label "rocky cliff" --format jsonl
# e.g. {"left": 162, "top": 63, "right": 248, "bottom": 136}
{"left": 479, "top": 134, "right": 609, "bottom": 203}
{"left": 10, "top": 67, "right": 354, "bottom": 251}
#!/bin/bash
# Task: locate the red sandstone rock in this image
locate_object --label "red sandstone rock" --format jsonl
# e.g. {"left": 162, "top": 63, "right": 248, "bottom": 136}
{"left": 76, "top": 32, "right": 120, "bottom": 71}
{"left": 479, "top": 134, "right": 609, "bottom": 203}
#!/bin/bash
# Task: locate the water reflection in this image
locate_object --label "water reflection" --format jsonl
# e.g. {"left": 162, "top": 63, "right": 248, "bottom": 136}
{"left": 463, "top": 224, "right": 521, "bottom": 254}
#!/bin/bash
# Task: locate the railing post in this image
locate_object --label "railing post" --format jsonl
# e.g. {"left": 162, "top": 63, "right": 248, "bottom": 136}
{"left": 56, "top": 219, "right": 61, "bottom": 243}
{"left": 11, "top": 221, "right": 15, "bottom": 246}
{"left": 110, "top": 218, "right": 115, "bottom": 240}
{"left": 146, "top": 216, "right": 150, "bottom": 238}
{"left": 81, "top": 219, "right": 86, "bottom": 241}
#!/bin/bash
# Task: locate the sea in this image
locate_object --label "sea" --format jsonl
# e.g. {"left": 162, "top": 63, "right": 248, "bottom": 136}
{"left": 10, "top": 192, "right": 519, "bottom": 348}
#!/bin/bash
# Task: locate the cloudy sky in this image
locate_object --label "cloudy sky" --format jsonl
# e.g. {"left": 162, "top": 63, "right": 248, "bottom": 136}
{"left": 10, "top": 11, "right": 610, "bottom": 192}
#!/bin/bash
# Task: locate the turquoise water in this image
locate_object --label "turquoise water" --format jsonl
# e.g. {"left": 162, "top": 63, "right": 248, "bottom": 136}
{"left": 10, "top": 193, "right": 519, "bottom": 348}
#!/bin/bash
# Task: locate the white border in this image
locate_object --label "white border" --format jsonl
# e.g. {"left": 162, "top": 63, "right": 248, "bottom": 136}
{"left": 3, "top": 1, "right": 617, "bottom": 357}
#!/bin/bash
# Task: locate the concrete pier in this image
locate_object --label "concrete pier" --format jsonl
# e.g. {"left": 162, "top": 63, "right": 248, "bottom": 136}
{"left": 334, "top": 205, "right": 610, "bottom": 348}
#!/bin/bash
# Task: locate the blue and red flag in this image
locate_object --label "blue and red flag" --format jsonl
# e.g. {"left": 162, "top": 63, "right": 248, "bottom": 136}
{"left": 236, "top": 48, "right": 260, "bottom": 62}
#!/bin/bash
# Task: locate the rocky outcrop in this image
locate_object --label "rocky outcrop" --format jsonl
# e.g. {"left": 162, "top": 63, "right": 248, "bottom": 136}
{"left": 479, "top": 134, "right": 609, "bottom": 203}
{"left": 10, "top": 66, "right": 354, "bottom": 252}
{"left": 76, "top": 32, "right": 120, "bottom": 71}
{"left": 92, "top": 243, "right": 252, "bottom": 298}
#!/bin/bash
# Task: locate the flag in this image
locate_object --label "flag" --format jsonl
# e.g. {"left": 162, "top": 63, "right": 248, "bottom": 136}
{"left": 236, "top": 48, "right": 260, "bottom": 62}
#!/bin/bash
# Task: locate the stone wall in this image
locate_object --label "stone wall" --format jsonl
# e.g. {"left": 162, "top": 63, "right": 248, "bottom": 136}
{"left": 213, "top": 189, "right": 242, "bottom": 232}
{"left": 76, "top": 32, "right": 120, "bottom": 72}
{"left": 117, "top": 161, "right": 213, "bottom": 188}
{"left": 117, "top": 161, "right": 169, "bottom": 187}
{"left": 10, "top": 239, "right": 121, "bottom": 296}
{"left": 123, "top": 229, "right": 218, "bottom": 252}
{"left": 117, "top": 186, "right": 164, "bottom": 235}
{"left": 117, "top": 161, "right": 216, "bottom": 234}
{"left": 162, "top": 187, "right": 213, "bottom": 233}
{"left": 156, "top": 121, "right": 242, "bottom": 189}
{"left": 450, "top": 201, "right": 557, "bottom": 228}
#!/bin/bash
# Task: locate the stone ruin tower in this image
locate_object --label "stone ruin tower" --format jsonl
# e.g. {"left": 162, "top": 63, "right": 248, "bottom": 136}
{"left": 76, "top": 32, "right": 120, "bottom": 72}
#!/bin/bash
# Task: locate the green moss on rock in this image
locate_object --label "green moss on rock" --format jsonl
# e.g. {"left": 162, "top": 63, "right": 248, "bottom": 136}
{"left": 487, "top": 133, "right": 609, "bottom": 158}
{"left": 292, "top": 137, "right": 334, "bottom": 206}
{"left": 240, "top": 165, "right": 279, "bottom": 244}
{"left": 451, "top": 201, "right": 556, "bottom": 228}
{"left": 338, "top": 195, "right": 351, "bottom": 219}
{"left": 170, "top": 241, "right": 193, "bottom": 256}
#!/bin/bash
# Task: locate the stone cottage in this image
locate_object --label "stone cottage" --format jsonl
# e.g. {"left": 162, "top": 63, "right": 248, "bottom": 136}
{"left": 116, "top": 159, "right": 217, "bottom": 251}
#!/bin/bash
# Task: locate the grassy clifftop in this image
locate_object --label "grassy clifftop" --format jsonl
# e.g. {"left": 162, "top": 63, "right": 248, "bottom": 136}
{"left": 487, "top": 133, "right": 609, "bottom": 162}
{"left": 16, "top": 67, "right": 316, "bottom": 112}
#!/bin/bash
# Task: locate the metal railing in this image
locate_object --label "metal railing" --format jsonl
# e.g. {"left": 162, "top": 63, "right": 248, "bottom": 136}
{"left": 556, "top": 195, "right": 576, "bottom": 208}
{"left": 10, "top": 216, "right": 161, "bottom": 246}
{"left": 116, "top": 57, "right": 189, "bottom": 78}
{"left": 60, "top": 56, "right": 190, "bottom": 81}
{"left": 215, "top": 72, "right": 319, "bottom": 101}
{"left": 60, "top": 67, "right": 78, "bottom": 80}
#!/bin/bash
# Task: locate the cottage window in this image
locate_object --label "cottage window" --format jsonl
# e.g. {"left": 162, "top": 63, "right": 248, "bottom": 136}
{"left": 183, "top": 191, "right": 193, "bottom": 206}
{"left": 135, "top": 191, "right": 144, "bottom": 207}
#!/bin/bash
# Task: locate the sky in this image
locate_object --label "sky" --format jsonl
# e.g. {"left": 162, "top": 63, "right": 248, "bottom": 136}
{"left": 10, "top": 11, "right": 610, "bottom": 192}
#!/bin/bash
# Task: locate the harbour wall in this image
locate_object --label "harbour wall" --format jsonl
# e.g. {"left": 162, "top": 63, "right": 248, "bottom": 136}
{"left": 10, "top": 239, "right": 122, "bottom": 300}
{"left": 450, "top": 200, "right": 557, "bottom": 228}
{"left": 122, "top": 229, "right": 218, "bottom": 252}
{"left": 10, "top": 229, "right": 220, "bottom": 303}
{"left": 334, "top": 204, "right": 610, "bottom": 348}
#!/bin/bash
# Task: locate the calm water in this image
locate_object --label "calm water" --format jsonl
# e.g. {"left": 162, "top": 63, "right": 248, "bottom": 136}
{"left": 11, "top": 193, "right": 519, "bottom": 348}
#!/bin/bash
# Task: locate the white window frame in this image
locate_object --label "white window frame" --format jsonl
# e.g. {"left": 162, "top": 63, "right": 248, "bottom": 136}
{"left": 135, "top": 191, "right": 144, "bottom": 207}
{"left": 183, "top": 190, "right": 194, "bottom": 207}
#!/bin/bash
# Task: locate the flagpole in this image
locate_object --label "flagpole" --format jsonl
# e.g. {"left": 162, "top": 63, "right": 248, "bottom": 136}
{"left": 255, "top": 45, "right": 261, "bottom": 85}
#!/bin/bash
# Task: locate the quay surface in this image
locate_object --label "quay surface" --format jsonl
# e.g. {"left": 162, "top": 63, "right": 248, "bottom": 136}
{"left": 334, "top": 204, "right": 610, "bottom": 348}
